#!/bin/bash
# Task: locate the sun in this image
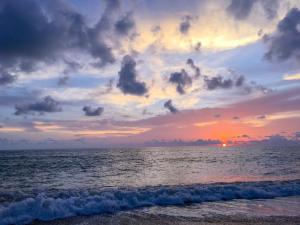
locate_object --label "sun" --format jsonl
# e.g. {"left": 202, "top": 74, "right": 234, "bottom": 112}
{"left": 222, "top": 143, "right": 227, "bottom": 147}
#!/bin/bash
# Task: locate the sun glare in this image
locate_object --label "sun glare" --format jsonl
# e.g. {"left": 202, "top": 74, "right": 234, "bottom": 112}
{"left": 222, "top": 143, "right": 227, "bottom": 147}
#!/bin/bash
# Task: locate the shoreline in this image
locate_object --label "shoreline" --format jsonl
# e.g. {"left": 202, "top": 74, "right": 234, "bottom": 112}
{"left": 32, "top": 213, "right": 300, "bottom": 225}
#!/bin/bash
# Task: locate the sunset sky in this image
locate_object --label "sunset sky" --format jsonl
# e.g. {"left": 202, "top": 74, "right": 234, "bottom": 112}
{"left": 0, "top": 0, "right": 300, "bottom": 149}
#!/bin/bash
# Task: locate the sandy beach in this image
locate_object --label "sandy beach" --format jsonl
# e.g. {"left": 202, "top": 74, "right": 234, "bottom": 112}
{"left": 32, "top": 213, "right": 300, "bottom": 225}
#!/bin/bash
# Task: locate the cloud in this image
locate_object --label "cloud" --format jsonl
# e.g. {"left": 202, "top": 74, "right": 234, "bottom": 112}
{"left": 194, "top": 42, "right": 202, "bottom": 51}
{"left": 203, "top": 74, "right": 247, "bottom": 91}
{"left": 186, "top": 58, "right": 201, "bottom": 78}
{"left": 295, "top": 132, "right": 300, "bottom": 138}
{"left": 226, "top": 0, "right": 257, "bottom": 20}
{"left": 164, "top": 99, "right": 178, "bottom": 114}
{"left": 169, "top": 69, "right": 192, "bottom": 94}
{"left": 145, "top": 138, "right": 221, "bottom": 147}
{"left": 14, "top": 96, "right": 62, "bottom": 115}
{"left": 261, "top": 0, "right": 279, "bottom": 20}
{"left": 179, "top": 15, "right": 193, "bottom": 34}
{"left": 214, "top": 114, "right": 221, "bottom": 118}
{"left": 57, "top": 76, "right": 69, "bottom": 86}
{"left": 204, "top": 75, "right": 233, "bottom": 90}
{"left": 82, "top": 106, "right": 104, "bottom": 116}
{"left": 257, "top": 115, "right": 266, "bottom": 119}
{"left": 114, "top": 12, "right": 135, "bottom": 36}
{"left": 151, "top": 25, "right": 161, "bottom": 35}
{"left": 0, "top": 71, "right": 16, "bottom": 85}
{"left": 249, "top": 135, "right": 300, "bottom": 146}
{"left": 264, "top": 8, "right": 300, "bottom": 63}
{"left": 226, "top": 0, "right": 278, "bottom": 20}
{"left": 117, "top": 55, "right": 148, "bottom": 96}
{"left": 0, "top": 0, "right": 127, "bottom": 73}
{"left": 232, "top": 116, "right": 240, "bottom": 120}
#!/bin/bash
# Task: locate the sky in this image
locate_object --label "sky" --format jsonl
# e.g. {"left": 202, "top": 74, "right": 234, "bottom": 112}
{"left": 0, "top": 0, "right": 300, "bottom": 149}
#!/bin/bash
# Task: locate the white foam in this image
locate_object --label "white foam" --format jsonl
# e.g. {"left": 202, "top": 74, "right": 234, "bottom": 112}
{"left": 1, "top": 180, "right": 300, "bottom": 225}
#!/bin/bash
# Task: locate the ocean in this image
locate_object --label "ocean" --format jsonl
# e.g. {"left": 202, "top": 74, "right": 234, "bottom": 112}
{"left": 0, "top": 146, "right": 300, "bottom": 225}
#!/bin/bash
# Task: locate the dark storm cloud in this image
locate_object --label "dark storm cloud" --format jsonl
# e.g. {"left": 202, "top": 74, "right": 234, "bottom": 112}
{"left": 14, "top": 96, "right": 62, "bottom": 115}
{"left": 186, "top": 58, "right": 201, "bottom": 78}
{"left": 169, "top": 69, "right": 192, "bottom": 94}
{"left": 164, "top": 100, "right": 178, "bottom": 114}
{"left": 0, "top": 71, "right": 16, "bottom": 86}
{"left": 227, "top": 0, "right": 278, "bottom": 20}
{"left": 114, "top": 13, "right": 135, "bottom": 36}
{"left": 117, "top": 55, "right": 148, "bottom": 96}
{"left": 82, "top": 106, "right": 104, "bottom": 116}
{"left": 179, "top": 15, "right": 193, "bottom": 34}
{"left": 0, "top": 0, "right": 128, "bottom": 73}
{"left": 264, "top": 8, "right": 300, "bottom": 62}
{"left": 57, "top": 76, "right": 69, "bottom": 86}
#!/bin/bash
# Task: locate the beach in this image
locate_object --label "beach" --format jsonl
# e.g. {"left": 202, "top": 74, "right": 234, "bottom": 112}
{"left": 32, "top": 213, "right": 300, "bottom": 225}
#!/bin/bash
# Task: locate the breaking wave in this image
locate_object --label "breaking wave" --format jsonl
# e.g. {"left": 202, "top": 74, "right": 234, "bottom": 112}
{"left": 1, "top": 180, "right": 300, "bottom": 225}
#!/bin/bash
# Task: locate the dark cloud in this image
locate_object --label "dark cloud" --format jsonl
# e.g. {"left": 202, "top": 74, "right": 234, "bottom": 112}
{"left": 117, "top": 55, "right": 148, "bottom": 96}
{"left": 235, "top": 75, "right": 245, "bottom": 87}
{"left": 257, "top": 115, "right": 266, "bottom": 119}
{"left": 257, "top": 29, "right": 264, "bottom": 37}
{"left": 169, "top": 69, "right": 192, "bottom": 94}
{"left": 145, "top": 138, "right": 221, "bottom": 147}
{"left": 194, "top": 42, "right": 201, "bottom": 51}
{"left": 57, "top": 76, "right": 69, "bottom": 86}
{"left": 14, "top": 96, "right": 62, "bottom": 115}
{"left": 179, "top": 15, "right": 193, "bottom": 34}
{"left": 151, "top": 25, "right": 161, "bottom": 35}
{"left": 295, "top": 132, "right": 300, "bottom": 138}
{"left": 227, "top": 0, "right": 257, "bottom": 20}
{"left": 204, "top": 74, "right": 247, "bottom": 91}
{"left": 214, "top": 114, "right": 221, "bottom": 118}
{"left": 63, "top": 59, "right": 82, "bottom": 74}
{"left": 0, "top": 71, "right": 16, "bottom": 86}
{"left": 114, "top": 12, "right": 135, "bottom": 36}
{"left": 264, "top": 8, "right": 300, "bottom": 62}
{"left": 82, "top": 106, "right": 104, "bottom": 116}
{"left": 261, "top": 0, "right": 279, "bottom": 20}
{"left": 243, "top": 81, "right": 271, "bottom": 95}
{"left": 0, "top": 88, "right": 41, "bottom": 106}
{"left": 186, "top": 58, "right": 201, "bottom": 78}
{"left": 164, "top": 99, "right": 178, "bottom": 114}
{"left": 241, "top": 134, "right": 250, "bottom": 138}
{"left": 0, "top": 0, "right": 128, "bottom": 73}
{"left": 227, "top": 0, "right": 278, "bottom": 20}
{"left": 249, "top": 135, "right": 300, "bottom": 146}
{"left": 232, "top": 116, "right": 240, "bottom": 120}
{"left": 204, "top": 76, "right": 233, "bottom": 90}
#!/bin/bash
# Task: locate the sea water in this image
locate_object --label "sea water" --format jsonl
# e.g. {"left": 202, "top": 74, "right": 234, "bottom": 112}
{"left": 0, "top": 146, "right": 300, "bottom": 224}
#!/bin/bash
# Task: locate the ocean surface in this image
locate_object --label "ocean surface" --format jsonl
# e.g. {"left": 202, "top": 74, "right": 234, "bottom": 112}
{"left": 0, "top": 146, "right": 300, "bottom": 224}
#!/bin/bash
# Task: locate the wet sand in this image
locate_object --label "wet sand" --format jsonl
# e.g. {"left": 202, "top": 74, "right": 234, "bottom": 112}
{"left": 32, "top": 213, "right": 300, "bottom": 225}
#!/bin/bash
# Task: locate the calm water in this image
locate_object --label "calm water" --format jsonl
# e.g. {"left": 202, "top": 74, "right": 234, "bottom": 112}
{"left": 0, "top": 146, "right": 300, "bottom": 224}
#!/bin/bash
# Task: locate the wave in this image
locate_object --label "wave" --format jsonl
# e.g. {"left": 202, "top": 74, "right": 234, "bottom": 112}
{"left": 1, "top": 180, "right": 300, "bottom": 225}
